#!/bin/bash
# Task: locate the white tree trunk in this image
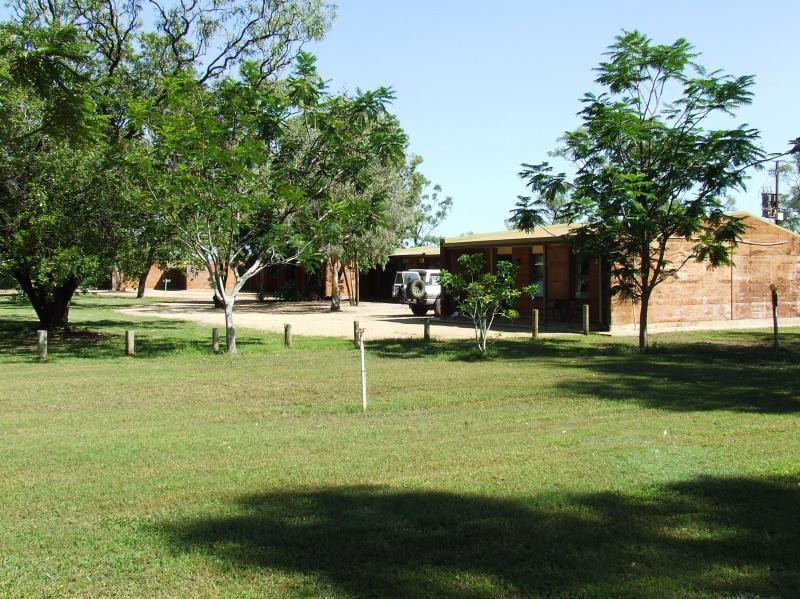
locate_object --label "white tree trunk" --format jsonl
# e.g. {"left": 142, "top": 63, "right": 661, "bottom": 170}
{"left": 224, "top": 299, "right": 236, "bottom": 355}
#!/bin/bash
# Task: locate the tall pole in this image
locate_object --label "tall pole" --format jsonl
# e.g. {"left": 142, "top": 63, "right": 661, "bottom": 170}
{"left": 770, "top": 283, "right": 779, "bottom": 348}
{"left": 775, "top": 160, "right": 780, "bottom": 224}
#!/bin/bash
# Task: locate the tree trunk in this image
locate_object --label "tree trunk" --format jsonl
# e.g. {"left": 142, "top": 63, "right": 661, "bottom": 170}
{"left": 112, "top": 268, "right": 122, "bottom": 292}
{"left": 212, "top": 269, "right": 229, "bottom": 309}
{"left": 329, "top": 258, "right": 341, "bottom": 311}
{"left": 224, "top": 301, "right": 236, "bottom": 355}
{"left": 136, "top": 264, "right": 152, "bottom": 298}
{"left": 638, "top": 255, "right": 652, "bottom": 352}
{"left": 354, "top": 258, "right": 360, "bottom": 306}
{"left": 14, "top": 269, "right": 79, "bottom": 330}
{"left": 136, "top": 248, "right": 157, "bottom": 298}
{"left": 343, "top": 265, "right": 355, "bottom": 307}
{"left": 638, "top": 292, "right": 650, "bottom": 351}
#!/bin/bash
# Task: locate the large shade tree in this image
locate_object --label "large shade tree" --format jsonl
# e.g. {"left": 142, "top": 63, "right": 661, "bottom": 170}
{"left": 0, "top": 23, "right": 117, "bottom": 328}
{"left": 1, "top": 0, "right": 333, "bottom": 328}
{"left": 510, "top": 31, "right": 793, "bottom": 350}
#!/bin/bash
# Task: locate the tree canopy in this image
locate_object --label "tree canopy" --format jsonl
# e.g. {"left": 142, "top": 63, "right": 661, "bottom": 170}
{"left": 141, "top": 54, "right": 407, "bottom": 351}
{"left": 510, "top": 31, "right": 790, "bottom": 350}
{"left": 0, "top": 22, "right": 117, "bottom": 328}
{"left": 0, "top": 0, "right": 338, "bottom": 331}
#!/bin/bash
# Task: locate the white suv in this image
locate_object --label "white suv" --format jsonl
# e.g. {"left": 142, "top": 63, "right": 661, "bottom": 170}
{"left": 392, "top": 269, "right": 442, "bottom": 316}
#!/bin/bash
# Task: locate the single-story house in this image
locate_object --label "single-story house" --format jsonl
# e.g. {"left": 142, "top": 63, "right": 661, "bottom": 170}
{"left": 127, "top": 260, "right": 356, "bottom": 300}
{"left": 438, "top": 212, "right": 800, "bottom": 332}
{"left": 123, "top": 212, "right": 799, "bottom": 332}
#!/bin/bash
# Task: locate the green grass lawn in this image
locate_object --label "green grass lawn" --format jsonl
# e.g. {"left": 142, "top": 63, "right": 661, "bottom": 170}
{"left": 1, "top": 295, "right": 798, "bottom": 597}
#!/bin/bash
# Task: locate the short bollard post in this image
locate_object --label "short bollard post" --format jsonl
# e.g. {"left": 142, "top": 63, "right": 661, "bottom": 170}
{"left": 582, "top": 304, "right": 590, "bottom": 336}
{"left": 423, "top": 318, "right": 431, "bottom": 342}
{"left": 125, "top": 330, "right": 135, "bottom": 355}
{"left": 353, "top": 320, "right": 360, "bottom": 345}
{"left": 770, "top": 283, "right": 779, "bottom": 348}
{"left": 284, "top": 323, "right": 293, "bottom": 347}
{"left": 357, "top": 328, "right": 367, "bottom": 410}
{"left": 531, "top": 309, "right": 539, "bottom": 339}
{"left": 212, "top": 327, "right": 220, "bottom": 352}
{"left": 37, "top": 330, "right": 47, "bottom": 360}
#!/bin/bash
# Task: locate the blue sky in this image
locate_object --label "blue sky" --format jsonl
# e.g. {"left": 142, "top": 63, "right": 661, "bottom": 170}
{"left": 309, "top": 0, "right": 799, "bottom": 237}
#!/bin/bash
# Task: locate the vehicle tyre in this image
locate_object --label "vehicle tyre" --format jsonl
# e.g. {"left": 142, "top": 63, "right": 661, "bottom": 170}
{"left": 433, "top": 297, "right": 442, "bottom": 317}
{"left": 410, "top": 304, "right": 428, "bottom": 316}
{"left": 407, "top": 279, "right": 426, "bottom": 299}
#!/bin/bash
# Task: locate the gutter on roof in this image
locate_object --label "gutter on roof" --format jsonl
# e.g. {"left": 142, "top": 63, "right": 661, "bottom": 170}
{"left": 443, "top": 231, "right": 570, "bottom": 248}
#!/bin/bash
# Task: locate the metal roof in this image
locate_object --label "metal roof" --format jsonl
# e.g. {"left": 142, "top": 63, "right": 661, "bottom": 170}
{"left": 390, "top": 245, "right": 440, "bottom": 257}
{"left": 389, "top": 212, "right": 795, "bottom": 254}
{"left": 442, "top": 222, "right": 575, "bottom": 247}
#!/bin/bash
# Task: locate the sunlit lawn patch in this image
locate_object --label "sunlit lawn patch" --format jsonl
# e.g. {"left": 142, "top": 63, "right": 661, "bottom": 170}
{"left": 1, "top": 296, "right": 798, "bottom": 596}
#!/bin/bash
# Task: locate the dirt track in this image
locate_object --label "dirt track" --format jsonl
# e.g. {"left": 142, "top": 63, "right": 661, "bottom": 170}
{"left": 115, "top": 293, "right": 541, "bottom": 341}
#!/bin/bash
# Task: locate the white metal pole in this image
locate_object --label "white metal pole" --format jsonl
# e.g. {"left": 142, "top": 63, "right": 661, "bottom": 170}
{"left": 359, "top": 329, "right": 367, "bottom": 410}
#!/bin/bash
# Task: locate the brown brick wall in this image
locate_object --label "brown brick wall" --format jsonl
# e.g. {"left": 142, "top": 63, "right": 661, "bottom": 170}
{"left": 323, "top": 260, "right": 358, "bottom": 299}
{"left": 610, "top": 216, "right": 800, "bottom": 326}
{"left": 142, "top": 265, "right": 234, "bottom": 292}
{"left": 547, "top": 244, "right": 571, "bottom": 301}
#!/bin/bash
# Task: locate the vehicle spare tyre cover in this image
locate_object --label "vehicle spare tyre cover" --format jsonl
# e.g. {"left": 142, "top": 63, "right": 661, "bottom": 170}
{"left": 408, "top": 279, "right": 425, "bottom": 299}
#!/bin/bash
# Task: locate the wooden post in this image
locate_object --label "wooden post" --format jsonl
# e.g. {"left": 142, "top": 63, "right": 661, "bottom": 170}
{"left": 353, "top": 320, "right": 360, "bottom": 345}
{"left": 125, "top": 330, "right": 135, "bottom": 355}
{"left": 770, "top": 283, "right": 779, "bottom": 348}
{"left": 423, "top": 318, "right": 431, "bottom": 342}
{"left": 284, "top": 323, "right": 293, "bottom": 347}
{"left": 357, "top": 328, "right": 367, "bottom": 410}
{"left": 531, "top": 309, "right": 539, "bottom": 339}
{"left": 212, "top": 327, "right": 220, "bottom": 352}
{"left": 582, "top": 304, "right": 590, "bottom": 336}
{"left": 37, "top": 330, "right": 47, "bottom": 360}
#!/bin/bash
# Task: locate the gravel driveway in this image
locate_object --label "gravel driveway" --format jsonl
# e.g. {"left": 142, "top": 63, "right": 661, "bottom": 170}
{"left": 116, "top": 294, "right": 537, "bottom": 341}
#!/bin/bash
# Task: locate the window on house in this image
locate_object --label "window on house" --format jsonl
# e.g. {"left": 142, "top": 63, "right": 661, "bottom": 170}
{"left": 495, "top": 248, "right": 512, "bottom": 269}
{"left": 531, "top": 252, "right": 545, "bottom": 298}
{"left": 574, "top": 255, "right": 591, "bottom": 299}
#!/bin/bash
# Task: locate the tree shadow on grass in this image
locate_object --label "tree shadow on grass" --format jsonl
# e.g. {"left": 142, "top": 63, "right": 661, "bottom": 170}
{"left": 366, "top": 337, "right": 585, "bottom": 362}
{"left": 0, "top": 316, "right": 267, "bottom": 362}
{"left": 367, "top": 332, "right": 800, "bottom": 413}
{"left": 553, "top": 333, "right": 800, "bottom": 414}
{"left": 161, "top": 475, "right": 799, "bottom": 597}
{"left": 556, "top": 351, "right": 800, "bottom": 413}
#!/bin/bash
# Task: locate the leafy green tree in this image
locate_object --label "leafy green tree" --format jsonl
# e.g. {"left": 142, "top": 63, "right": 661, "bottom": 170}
{"left": 0, "top": 23, "right": 115, "bottom": 329}
{"left": 1, "top": 0, "right": 333, "bottom": 327}
{"left": 510, "top": 31, "right": 791, "bottom": 350}
{"left": 441, "top": 254, "right": 536, "bottom": 354}
{"left": 143, "top": 56, "right": 406, "bottom": 353}
{"left": 404, "top": 156, "right": 453, "bottom": 247}
{"left": 321, "top": 158, "right": 419, "bottom": 309}
{"left": 512, "top": 163, "right": 571, "bottom": 226}
{"left": 774, "top": 159, "right": 800, "bottom": 233}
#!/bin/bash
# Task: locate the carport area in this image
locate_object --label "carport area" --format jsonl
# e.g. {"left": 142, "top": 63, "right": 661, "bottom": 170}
{"left": 116, "top": 294, "right": 549, "bottom": 340}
